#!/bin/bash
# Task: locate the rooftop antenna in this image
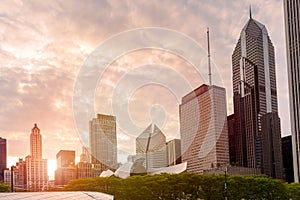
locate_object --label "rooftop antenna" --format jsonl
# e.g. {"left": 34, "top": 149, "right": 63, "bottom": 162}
{"left": 249, "top": 5, "right": 252, "bottom": 19}
{"left": 207, "top": 27, "right": 212, "bottom": 85}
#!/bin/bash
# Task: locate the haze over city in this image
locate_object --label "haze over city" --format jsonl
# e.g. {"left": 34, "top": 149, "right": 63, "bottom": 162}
{"left": 0, "top": 0, "right": 289, "bottom": 179}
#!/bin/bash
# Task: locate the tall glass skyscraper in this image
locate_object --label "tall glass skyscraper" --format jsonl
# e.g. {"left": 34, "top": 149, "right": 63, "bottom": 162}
{"left": 89, "top": 114, "right": 117, "bottom": 171}
{"left": 284, "top": 0, "right": 300, "bottom": 182}
{"left": 231, "top": 12, "right": 283, "bottom": 179}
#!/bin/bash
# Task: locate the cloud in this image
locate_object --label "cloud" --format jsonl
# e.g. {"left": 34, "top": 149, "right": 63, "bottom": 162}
{"left": 0, "top": 0, "right": 290, "bottom": 171}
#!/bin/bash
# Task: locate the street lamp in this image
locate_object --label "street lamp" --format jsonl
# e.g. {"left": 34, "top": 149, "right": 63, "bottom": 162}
{"left": 224, "top": 165, "right": 228, "bottom": 200}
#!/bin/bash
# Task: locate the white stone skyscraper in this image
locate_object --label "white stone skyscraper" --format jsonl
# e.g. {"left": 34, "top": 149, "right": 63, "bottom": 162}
{"left": 284, "top": 0, "right": 300, "bottom": 182}
{"left": 26, "top": 123, "right": 48, "bottom": 191}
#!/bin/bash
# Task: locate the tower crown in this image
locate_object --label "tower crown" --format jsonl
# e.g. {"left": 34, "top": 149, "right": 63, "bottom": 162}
{"left": 30, "top": 123, "right": 42, "bottom": 159}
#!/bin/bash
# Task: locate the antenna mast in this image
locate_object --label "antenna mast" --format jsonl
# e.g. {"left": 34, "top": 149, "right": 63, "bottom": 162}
{"left": 207, "top": 27, "right": 212, "bottom": 85}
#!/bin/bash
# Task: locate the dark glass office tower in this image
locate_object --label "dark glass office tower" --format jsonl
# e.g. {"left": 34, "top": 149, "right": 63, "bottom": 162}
{"left": 231, "top": 12, "right": 283, "bottom": 179}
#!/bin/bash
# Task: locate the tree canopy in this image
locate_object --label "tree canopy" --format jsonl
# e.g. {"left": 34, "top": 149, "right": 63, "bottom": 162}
{"left": 63, "top": 173, "right": 299, "bottom": 200}
{"left": 0, "top": 183, "right": 10, "bottom": 192}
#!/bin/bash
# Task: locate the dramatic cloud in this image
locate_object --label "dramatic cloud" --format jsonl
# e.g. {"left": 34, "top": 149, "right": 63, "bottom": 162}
{"left": 0, "top": 0, "right": 289, "bottom": 177}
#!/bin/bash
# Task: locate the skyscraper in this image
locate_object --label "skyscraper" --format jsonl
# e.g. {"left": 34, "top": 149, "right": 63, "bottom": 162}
{"left": 0, "top": 137, "right": 6, "bottom": 182}
{"left": 180, "top": 84, "right": 229, "bottom": 173}
{"left": 136, "top": 124, "right": 167, "bottom": 170}
{"left": 282, "top": 135, "right": 294, "bottom": 183}
{"left": 80, "top": 146, "right": 90, "bottom": 163}
{"left": 227, "top": 114, "right": 236, "bottom": 164}
{"left": 26, "top": 124, "right": 48, "bottom": 191}
{"left": 231, "top": 11, "right": 283, "bottom": 179}
{"left": 261, "top": 112, "right": 283, "bottom": 179}
{"left": 14, "top": 158, "right": 27, "bottom": 190}
{"left": 89, "top": 114, "right": 117, "bottom": 171}
{"left": 284, "top": 0, "right": 300, "bottom": 182}
{"left": 30, "top": 124, "right": 42, "bottom": 159}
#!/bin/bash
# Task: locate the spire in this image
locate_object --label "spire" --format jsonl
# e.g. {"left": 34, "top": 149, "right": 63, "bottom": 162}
{"left": 207, "top": 27, "right": 212, "bottom": 86}
{"left": 249, "top": 5, "right": 252, "bottom": 19}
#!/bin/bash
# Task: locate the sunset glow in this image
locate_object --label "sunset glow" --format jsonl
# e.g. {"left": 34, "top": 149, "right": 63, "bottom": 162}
{"left": 0, "top": 0, "right": 291, "bottom": 184}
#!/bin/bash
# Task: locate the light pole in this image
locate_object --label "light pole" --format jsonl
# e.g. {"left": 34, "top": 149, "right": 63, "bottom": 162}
{"left": 224, "top": 166, "right": 228, "bottom": 200}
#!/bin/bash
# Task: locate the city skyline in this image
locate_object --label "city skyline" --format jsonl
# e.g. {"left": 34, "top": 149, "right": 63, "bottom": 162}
{"left": 0, "top": 0, "right": 290, "bottom": 179}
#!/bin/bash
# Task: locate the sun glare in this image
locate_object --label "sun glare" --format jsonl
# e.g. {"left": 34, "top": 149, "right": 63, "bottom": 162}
{"left": 48, "top": 159, "right": 56, "bottom": 180}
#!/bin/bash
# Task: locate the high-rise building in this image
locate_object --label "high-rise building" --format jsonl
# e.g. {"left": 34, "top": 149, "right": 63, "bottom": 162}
{"left": 80, "top": 146, "right": 90, "bottom": 163}
{"left": 282, "top": 135, "right": 294, "bottom": 183}
{"left": 231, "top": 11, "right": 283, "bottom": 179}
{"left": 75, "top": 146, "right": 106, "bottom": 179}
{"left": 56, "top": 150, "right": 75, "bottom": 168}
{"left": 180, "top": 84, "right": 229, "bottom": 173}
{"left": 167, "top": 139, "right": 181, "bottom": 166}
{"left": 283, "top": 0, "right": 300, "bottom": 182}
{"left": 89, "top": 114, "right": 117, "bottom": 172}
{"left": 76, "top": 162, "right": 93, "bottom": 179}
{"left": 55, "top": 150, "right": 76, "bottom": 186}
{"left": 0, "top": 137, "right": 6, "bottom": 182}
{"left": 30, "top": 124, "right": 42, "bottom": 159}
{"left": 3, "top": 169, "right": 15, "bottom": 188}
{"left": 227, "top": 114, "right": 236, "bottom": 164}
{"left": 136, "top": 124, "right": 167, "bottom": 170}
{"left": 26, "top": 124, "right": 48, "bottom": 191}
{"left": 14, "top": 158, "right": 27, "bottom": 191}
{"left": 261, "top": 113, "right": 283, "bottom": 179}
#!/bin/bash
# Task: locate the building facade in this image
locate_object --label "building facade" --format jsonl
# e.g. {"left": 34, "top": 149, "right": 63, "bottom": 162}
{"left": 55, "top": 150, "right": 76, "bottom": 186}
{"left": 136, "top": 124, "right": 167, "bottom": 170}
{"left": 80, "top": 146, "right": 90, "bottom": 163}
{"left": 180, "top": 84, "right": 229, "bottom": 173}
{"left": 231, "top": 13, "right": 283, "bottom": 179}
{"left": 26, "top": 124, "right": 48, "bottom": 191}
{"left": 284, "top": 0, "right": 300, "bottom": 182}
{"left": 0, "top": 137, "right": 6, "bottom": 182}
{"left": 282, "top": 135, "right": 294, "bottom": 183}
{"left": 14, "top": 158, "right": 27, "bottom": 191}
{"left": 76, "top": 162, "right": 93, "bottom": 179}
{"left": 227, "top": 114, "right": 236, "bottom": 164}
{"left": 89, "top": 114, "right": 117, "bottom": 172}
{"left": 261, "top": 112, "right": 283, "bottom": 179}
{"left": 56, "top": 150, "right": 75, "bottom": 168}
{"left": 167, "top": 139, "right": 181, "bottom": 166}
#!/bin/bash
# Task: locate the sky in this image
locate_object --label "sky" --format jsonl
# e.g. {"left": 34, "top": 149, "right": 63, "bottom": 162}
{"left": 0, "top": 0, "right": 289, "bottom": 179}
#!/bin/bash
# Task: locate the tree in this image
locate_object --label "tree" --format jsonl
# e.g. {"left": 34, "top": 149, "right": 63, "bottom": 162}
{"left": 287, "top": 182, "right": 300, "bottom": 200}
{"left": 62, "top": 172, "right": 293, "bottom": 200}
{"left": 0, "top": 183, "right": 10, "bottom": 192}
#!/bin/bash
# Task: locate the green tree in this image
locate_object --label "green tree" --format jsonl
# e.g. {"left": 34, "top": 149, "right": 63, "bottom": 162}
{"left": 287, "top": 182, "right": 300, "bottom": 200}
{"left": 0, "top": 183, "right": 10, "bottom": 192}
{"left": 62, "top": 173, "right": 293, "bottom": 200}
